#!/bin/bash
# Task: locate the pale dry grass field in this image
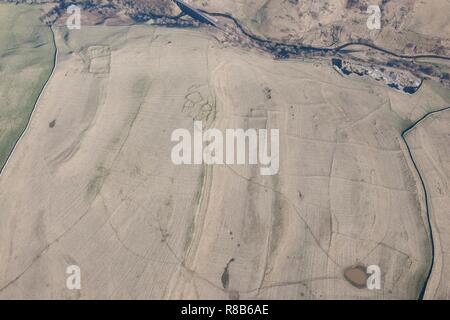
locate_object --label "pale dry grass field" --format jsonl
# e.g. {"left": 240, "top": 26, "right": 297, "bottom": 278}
{"left": 0, "top": 24, "right": 449, "bottom": 299}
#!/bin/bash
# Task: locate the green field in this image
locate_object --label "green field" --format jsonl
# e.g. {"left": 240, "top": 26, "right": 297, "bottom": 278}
{"left": 0, "top": 4, "right": 55, "bottom": 171}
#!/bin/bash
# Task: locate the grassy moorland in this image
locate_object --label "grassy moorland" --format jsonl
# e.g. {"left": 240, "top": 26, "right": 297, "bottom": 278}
{"left": 0, "top": 4, "right": 55, "bottom": 172}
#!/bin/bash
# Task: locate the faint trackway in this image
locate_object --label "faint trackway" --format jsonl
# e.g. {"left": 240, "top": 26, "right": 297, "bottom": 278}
{"left": 0, "top": 27, "right": 58, "bottom": 177}
{"left": 401, "top": 106, "right": 450, "bottom": 299}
